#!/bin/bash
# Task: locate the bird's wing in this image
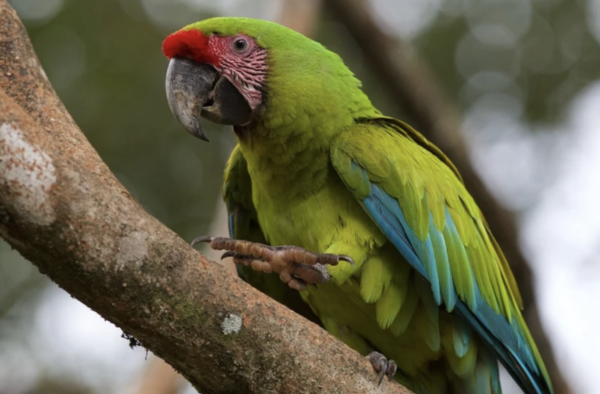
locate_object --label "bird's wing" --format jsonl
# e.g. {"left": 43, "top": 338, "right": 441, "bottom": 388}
{"left": 330, "top": 117, "right": 552, "bottom": 394}
{"left": 223, "top": 144, "right": 266, "bottom": 244}
{"left": 223, "top": 145, "right": 320, "bottom": 323}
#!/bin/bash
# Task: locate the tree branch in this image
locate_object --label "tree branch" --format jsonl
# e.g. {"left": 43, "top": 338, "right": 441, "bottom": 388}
{"left": 0, "top": 2, "right": 412, "bottom": 393}
{"left": 322, "top": 0, "right": 571, "bottom": 392}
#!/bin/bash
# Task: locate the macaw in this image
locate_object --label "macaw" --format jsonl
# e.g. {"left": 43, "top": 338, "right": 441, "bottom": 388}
{"left": 162, "top": 17, "right": 553, "bottom": 394}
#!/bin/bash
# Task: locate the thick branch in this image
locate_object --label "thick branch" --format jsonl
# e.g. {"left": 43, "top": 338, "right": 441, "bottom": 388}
{"left": 0, "top": 2, "right": 412, "bottom": 393}
{"left": 322, "top": 0, "right": 570, "bottom": 392}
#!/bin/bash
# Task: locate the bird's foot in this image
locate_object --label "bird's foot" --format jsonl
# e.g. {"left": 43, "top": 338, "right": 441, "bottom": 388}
{"left": 367, "top": 351, "right": 397, "bottom": 384}
{"left": 191, "top": 236, "right": 354, "bottom": 291}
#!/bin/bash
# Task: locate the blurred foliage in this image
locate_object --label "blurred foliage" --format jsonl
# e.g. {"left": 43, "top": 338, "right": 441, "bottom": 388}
{"left": 2, "top": 0, "right": 599, "bottom": 392}
{"left": 318, "top": 0, "right": 600, "bottom": 125}
{"left": 17, "top": 0, "right": 234, "bottom": 236}
{"left": 417, "top": 0, "right": 600, "bottom": 123}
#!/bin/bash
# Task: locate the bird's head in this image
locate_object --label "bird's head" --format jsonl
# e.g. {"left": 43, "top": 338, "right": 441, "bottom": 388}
{"left": 163, "top": 17, "right": 371, "bottom": 141}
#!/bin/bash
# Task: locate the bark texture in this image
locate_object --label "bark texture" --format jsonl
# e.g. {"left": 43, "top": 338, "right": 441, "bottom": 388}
{"left": 0, "top": 2, "right": 412, "bottom": 393}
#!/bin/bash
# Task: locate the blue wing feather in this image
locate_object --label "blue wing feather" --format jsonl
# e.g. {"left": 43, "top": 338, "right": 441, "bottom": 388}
{"left": 361, "top": 176, "right": 548, "bottom": 394}
{"left": 228, "top": 212, "right": 235, "bottom": 238}
{"left": 429, "top": 215, "right": 457, "bottom": 310}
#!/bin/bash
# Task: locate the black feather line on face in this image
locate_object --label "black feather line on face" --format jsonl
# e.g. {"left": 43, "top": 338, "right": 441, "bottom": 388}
{"left": 234, "top": 124, "right": 251, "bottom": 143}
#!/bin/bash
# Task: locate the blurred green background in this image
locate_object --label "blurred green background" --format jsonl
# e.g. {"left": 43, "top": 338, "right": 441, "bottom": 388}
{"left": 2, "top": 0, "right": 600, "bottom": 393}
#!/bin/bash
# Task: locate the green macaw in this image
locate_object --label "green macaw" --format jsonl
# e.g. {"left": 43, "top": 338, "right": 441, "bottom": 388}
{"left": 162, "top": 18, "right": 553, "bottom": 394}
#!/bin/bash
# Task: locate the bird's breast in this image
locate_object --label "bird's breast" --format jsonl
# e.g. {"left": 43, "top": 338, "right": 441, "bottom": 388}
{"left": 252, "top": 173, "right": 366, "bottom": 253}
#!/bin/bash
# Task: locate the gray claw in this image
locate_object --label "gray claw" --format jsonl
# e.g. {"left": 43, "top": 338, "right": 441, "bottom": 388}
{"left": 339, "top": 255, "right": 355, "bottom": 266}
{"left": 221, "top": 251, "right": 235, "bottom": 259}
{"left": 386, "top": 360, "right": 398, "bottom": 382}
{"left": 190, "top": 235, "right": 214, "bottom": 247}
{"left": 367, "top": 351, "right": 397, "bottom": 385}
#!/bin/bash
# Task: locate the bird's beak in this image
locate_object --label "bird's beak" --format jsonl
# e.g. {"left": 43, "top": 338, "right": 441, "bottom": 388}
{"left": 165, "top": 57, "right": 252, "bottom": 142}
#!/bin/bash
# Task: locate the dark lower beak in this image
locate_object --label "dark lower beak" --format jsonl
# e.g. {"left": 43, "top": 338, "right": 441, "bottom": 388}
{"left": 165, "top": 58, "right": 252, "bottom": 142}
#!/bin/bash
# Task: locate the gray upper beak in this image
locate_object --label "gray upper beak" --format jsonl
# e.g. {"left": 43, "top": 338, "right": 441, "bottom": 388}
{"left": 165, "top": 57, "right": 253, "bottom": 142}
{"left": 165, "top": 58, "right": 217, "bottom": 141}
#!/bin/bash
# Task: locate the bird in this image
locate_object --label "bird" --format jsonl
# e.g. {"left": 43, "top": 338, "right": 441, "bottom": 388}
{"left": 162, "top": 17, "right": 553, "bottom": 394}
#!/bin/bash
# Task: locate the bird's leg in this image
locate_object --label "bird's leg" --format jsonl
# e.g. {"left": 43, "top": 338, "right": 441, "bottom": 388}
{"left": 367, "top": 351, "right": 398, "bottom": 384}
{"left": 191, "top": 236, "right": 354, "bottom": 291}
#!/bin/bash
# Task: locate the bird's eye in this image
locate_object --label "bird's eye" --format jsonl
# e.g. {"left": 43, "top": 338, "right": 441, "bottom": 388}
{"left": 233, "top": 38, "right": 248, "bottom": 52}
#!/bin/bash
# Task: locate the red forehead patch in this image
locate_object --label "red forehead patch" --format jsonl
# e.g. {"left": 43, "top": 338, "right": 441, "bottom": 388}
{"left": 162, "top": 29, "right": 219, "bottom": 65}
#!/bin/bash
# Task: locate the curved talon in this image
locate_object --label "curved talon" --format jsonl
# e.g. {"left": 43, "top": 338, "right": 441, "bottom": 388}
{"left": 221, "top": 251, "right": 235, "bottom": 259}
{"left": 368, "top": 351, "right": 397, "bottom": 385}
{"left": 377, "top": 367, "right": 386, "bottom": 385}
{"left": 195, "top": 235, "right": 346, "bottom": 288}
{"left": 339, "top": 255, "right": 355, "bottom": 266}
{"left": 191, "top": 235, "right": 214, "bottom": 247}
{"left": 386, "top": 360, "right": 398, "bottom": 382}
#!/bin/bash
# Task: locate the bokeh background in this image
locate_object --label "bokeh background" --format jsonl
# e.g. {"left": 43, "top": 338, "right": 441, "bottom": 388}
{"left": 1, "top": 0, "right": 599, "bottom": 393}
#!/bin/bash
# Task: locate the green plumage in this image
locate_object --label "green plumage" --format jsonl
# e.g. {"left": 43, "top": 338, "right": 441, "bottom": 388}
{"left": 182, "top": 17, "right": 552, "bottom": 394}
